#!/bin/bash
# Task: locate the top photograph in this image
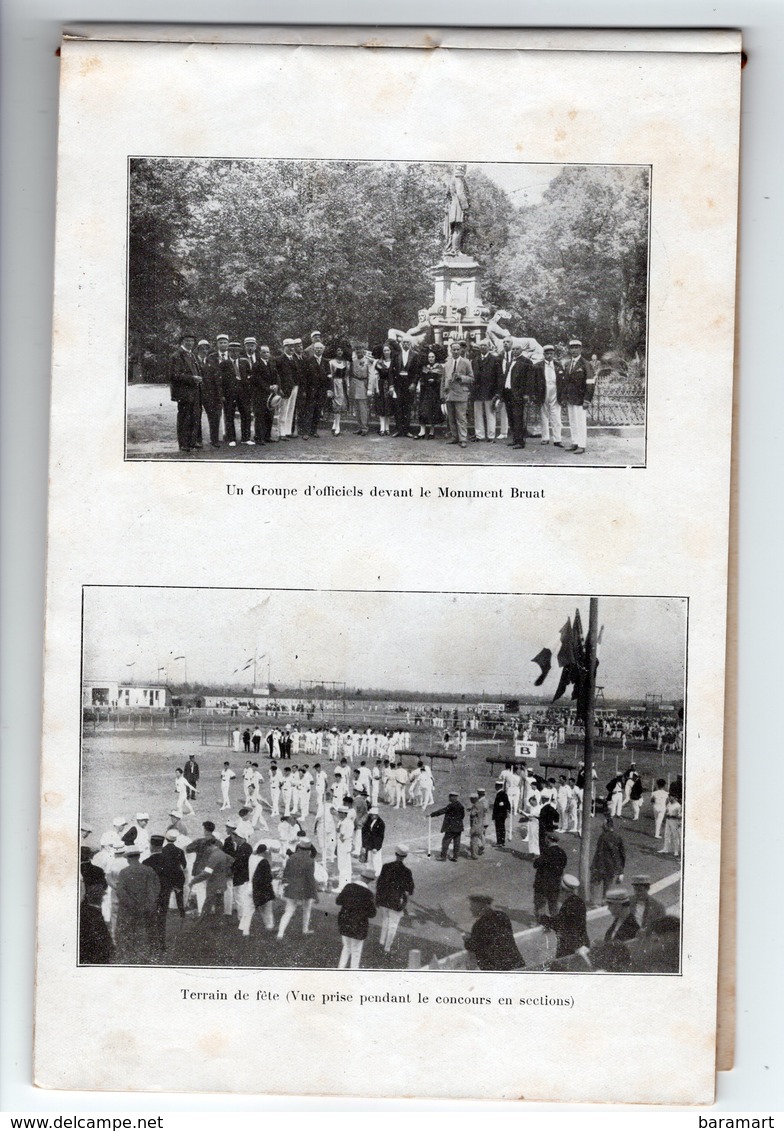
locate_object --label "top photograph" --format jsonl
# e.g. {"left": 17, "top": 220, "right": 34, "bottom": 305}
{"left": 125, "top": 158, "right": 650, "bottom": 467}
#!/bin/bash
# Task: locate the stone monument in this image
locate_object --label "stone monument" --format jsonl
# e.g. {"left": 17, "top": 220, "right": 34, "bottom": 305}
{"left": 428, "top": 164, "right": 489, "bottom": 346}
{"left": 388, "top": 163, "right": 490, "bottom": 348}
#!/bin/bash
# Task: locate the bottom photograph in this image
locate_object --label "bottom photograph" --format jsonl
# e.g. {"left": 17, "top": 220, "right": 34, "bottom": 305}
{"left": 79, "top": 586, "right": 685, "bottom": 975}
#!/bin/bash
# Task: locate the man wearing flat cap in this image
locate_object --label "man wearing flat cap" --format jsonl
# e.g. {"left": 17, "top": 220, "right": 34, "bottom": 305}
{"left": 168, "top": 332, "right": 202, "bottom": 453}
{"left": 559, "top": 338, "right": 595, "bottom": 454}
{"left": 531, "top": 345, "right": 565, "bottom": 447}
{"left": 375, "top": 845, "right": 415, "bottom": 954}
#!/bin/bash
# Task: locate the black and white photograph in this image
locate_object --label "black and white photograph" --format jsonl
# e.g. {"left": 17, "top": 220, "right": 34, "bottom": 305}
{"left": 126, "top": 159, "right": 650, "bottom": 467}
{"left": 80, "top": 587, "right": 684, "bottom": 973}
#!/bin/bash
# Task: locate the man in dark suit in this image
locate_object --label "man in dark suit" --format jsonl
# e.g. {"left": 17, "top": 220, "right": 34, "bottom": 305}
{"left": 533, "top": 831, "right": 568, "bottom": 919}
{"left": 540, "top": 873, "right": 590, "bottom": 959}
{"left": 491, "top": 779, "right": 512, "bottom": 847}
{"left": 249, "top": 344, "right": 276, "bottom": 445}
{"left": 500, "top": 344, "right": 533, "bottom": 449}
{"left": 472, "top": 339, "right": 502, "bottom": 442}
{"left": 392, "top": 337, "right": 420, "bottom": 437}
{"left": 276, "top": 339, "right": 301, "bottom": 441}
{"left": 531, "top": 344, "right": 566, "bottom": 447}
{"left": 464, "top": 894, "right": 524, "bottom": 970}
{"left": 202, "top": 334, "right": 233, "bottom": 448}
{"left": 559, "top": 337, "right": 596, "bottom": 454}
{"left": 360, "top": 805, "right": 385, "bottom": 872}
{"left": 168, "top": 332, "right": 202, "bottom": 452}
{"left": 375, "top": 844, "right": 414, "bottom": 953}
{"left": 183, "top": 754, "right": 200, "bottom": 800}
{"left": 299, "top": 341, "right": 331, "bottom": 439}
{"left": 236, "top": 336, "right": 259, "bottom": 445}
{"left": 430, "top": 791, "right": 466, "bottom": 861}
{"left": 222, "top": 341, "right": 243, "bottom": 447}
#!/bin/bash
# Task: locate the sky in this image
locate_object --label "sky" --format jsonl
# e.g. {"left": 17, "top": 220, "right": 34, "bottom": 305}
{"left": 82, "top": 588, "right": 686, "bottom": 701}
{"left": 475, "top": 163, "right": 566, "bottom": 205}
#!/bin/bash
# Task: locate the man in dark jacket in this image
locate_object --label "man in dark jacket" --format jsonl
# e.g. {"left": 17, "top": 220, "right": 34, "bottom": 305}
{"left": 235, "top": 337, "right": 259, "bottom": 445}
{"left": 492, "top": 779, "right": 512, "bottom": 847}
{"left": 160, "top": 829, "right": 187, "bottom": 918}
{"left": 431, "top": 792, "right": 465, "bottom": 862}
{"left": 275, "top": 339, "right": 301, "bottom": 440}
{"left": 79, "top": 889, "right": 115, "bottom": 965}
{"left": 530, "top": 344, "right": 565, "bottom": 447}
{"left": 464, "top": 894, "right": 524, "bottom": 970}
{"left": 533, "top": 832, "right": 568, "bottom": 919}
{"left": 201, "top": 334, "right": 233, "bottom": 448}
{"left": 559, "top": 338, "right": 595, "bottom": 454}
{"left": 142, "top": 834, "right": 168, "bottom": 953}
{"left": 472, "top": 339, "right": 502, "bottom": 441}
{"left": 500, "top": 344, "right": 533, "bottom": 449}
{"left": 361, "top": 806, "right": 385, "bottom": 872}
{"left": 249, "top": 345, "right": 276, "bottom": 444}
{"left": 540, "top": 873, "right": 589, "bottom": 958}
{"left": 590, "top": 816, "right": 626, "bottom": 904}
{"left": 375, "top": 844, "right": 415, "bottom": 954}
{"left": 185, "top": 820, "right": 220, "bottom": 914}
{"left": 183, "top": 755, "right": 199, "bottom": 801}
{"left": 251, "top": 844, "right": 276, "bottom": 931}
{"left": 392, "top": 337, "right": 421, "bottom": 436}
{"left": 604, "top": 887, "right": 640, "bottom": 942}
{"left": 336, "top": 867, "right": 377, "bottom": 968}
{"left": 168, "top": 332, "right": 202, "bottom": 452}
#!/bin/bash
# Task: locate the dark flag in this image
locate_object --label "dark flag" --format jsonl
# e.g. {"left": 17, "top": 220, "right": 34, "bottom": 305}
{"left": 553, "top": 618, "right": 578, "bottom": 702}
{"left": 531, "top": 648, "right": 552, "bottom": 686}
{"left": 535, "top": 610, "right": 600, "bottom": 723}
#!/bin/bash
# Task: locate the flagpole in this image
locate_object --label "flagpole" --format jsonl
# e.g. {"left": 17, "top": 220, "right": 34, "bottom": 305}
{"left": 578, "top": 597, "right": 599, "bottom": 904}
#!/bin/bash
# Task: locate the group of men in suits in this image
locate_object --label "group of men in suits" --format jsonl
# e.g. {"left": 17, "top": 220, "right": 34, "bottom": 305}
{"left": 168, "top": 331, "right": 338, "bottom": 453}
{"left": 167, "top": 328, "right": 597, "bottom": 455}
{"left": 488, "top": 337, "right": 596, "bottom": 454}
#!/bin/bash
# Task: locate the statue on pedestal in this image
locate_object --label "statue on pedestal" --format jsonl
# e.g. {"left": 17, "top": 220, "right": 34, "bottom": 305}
{"left": 443, "top": 163, "right": 470, "bottom": 256}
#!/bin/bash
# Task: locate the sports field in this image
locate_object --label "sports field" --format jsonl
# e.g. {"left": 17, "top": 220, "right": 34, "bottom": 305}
{"left": 81, "top": 719, "right": 682, "bottom": 970}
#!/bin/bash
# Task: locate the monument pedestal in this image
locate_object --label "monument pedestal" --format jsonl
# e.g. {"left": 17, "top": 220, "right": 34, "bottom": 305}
{"left": 428, "top": 253, "right": 488, "bottom": 345}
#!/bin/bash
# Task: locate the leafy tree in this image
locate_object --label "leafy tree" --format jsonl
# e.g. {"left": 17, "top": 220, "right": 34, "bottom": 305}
{"left": 127, "top": 159, "right": 648, "bottom": 371}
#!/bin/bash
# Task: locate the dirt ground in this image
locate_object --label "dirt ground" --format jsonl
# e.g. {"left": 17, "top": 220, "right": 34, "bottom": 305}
{"left": 81, "top": 725, "right": 681, "bottom": 970}
{"left": 125, "top": 384, "right": 646, "bottom": 468}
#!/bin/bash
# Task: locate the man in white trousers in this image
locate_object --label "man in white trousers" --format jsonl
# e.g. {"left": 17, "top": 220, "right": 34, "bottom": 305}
{"left": 532, "top": 344, "right": 565, "bottom": 447}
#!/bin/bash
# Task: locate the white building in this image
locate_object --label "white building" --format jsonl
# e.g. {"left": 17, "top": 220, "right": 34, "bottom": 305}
{"left": 83, "top": 680, "right": 171, "bottom": 709}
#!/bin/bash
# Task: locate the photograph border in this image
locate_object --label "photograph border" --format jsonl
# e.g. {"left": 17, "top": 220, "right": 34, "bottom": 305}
{"left": 78, "top": 584, "right": 687, "bottom": 975}
{"left": 123, "top": 157, "right": 653, "bottom": 470}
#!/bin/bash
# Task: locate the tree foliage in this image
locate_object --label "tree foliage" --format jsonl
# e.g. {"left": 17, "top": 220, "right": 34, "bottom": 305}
{"left": 128, "top": 159, "right": 649, "bottom": 369}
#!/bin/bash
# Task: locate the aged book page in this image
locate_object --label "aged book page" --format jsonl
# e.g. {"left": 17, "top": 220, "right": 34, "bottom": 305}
{"left": 35, "top": 28, "right": 740, "bottom": 1103}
